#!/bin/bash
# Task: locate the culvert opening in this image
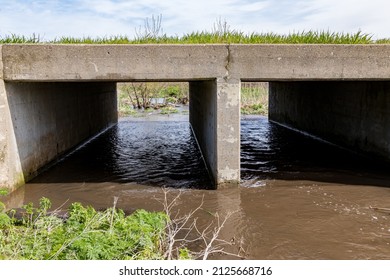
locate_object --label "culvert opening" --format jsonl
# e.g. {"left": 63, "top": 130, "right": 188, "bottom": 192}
{"left": 25, "top": 81, "right": 213, "bottom": 190}
{"left": 112, "top": 81, "right": 213, "bottom": 189}
{"left": 240, "top": 80, "right": 390, "bottom": 188}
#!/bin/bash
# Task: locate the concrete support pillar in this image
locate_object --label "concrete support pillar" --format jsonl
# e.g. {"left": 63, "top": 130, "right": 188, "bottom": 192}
{"left": 0, "top": 81, "right": 117, "bottom": 192}
{"left": 189, "top": 78, "right": 240, "bottom": 188}
{"left": 269, "top": 81, "right": 390, "bottom": 162}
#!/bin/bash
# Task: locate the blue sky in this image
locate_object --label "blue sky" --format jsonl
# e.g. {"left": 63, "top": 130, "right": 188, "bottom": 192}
{"left": 0, "top": 0, "right": 389, "bottom": 40}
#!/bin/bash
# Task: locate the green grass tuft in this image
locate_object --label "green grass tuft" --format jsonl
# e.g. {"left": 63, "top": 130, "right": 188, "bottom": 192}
{"left": 376, "top": 38, "right": 390, "bottom": 44}
{"left": 0, "top": 33, "right": 42, "bottom": 44}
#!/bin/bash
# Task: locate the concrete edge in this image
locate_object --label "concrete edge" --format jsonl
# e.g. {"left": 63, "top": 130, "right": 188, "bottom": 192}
{"left": 1, "top": 44, "right": 229, "bottom": 82}
{"left": 3, "top": 43, "right": 390, "bottom": 82}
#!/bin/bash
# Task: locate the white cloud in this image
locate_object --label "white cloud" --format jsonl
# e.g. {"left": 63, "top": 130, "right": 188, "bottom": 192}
{"left": 238, "top": 1, "right": 270, "bottom": 12}
{"left": 0, "top": 0, "right": 389, "bottom": 39}
{"left": 298, "top": 0, "right": 390, "bottom": 38}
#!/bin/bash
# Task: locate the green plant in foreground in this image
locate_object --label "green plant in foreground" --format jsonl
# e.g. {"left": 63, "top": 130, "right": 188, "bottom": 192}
{"left": 0, "top": 198, "right": 168, "bottom": 260}
{"left": 1, "top": 191, "right": 243, "bottom": 260}
{"left": 0, "top": 189, "right": 9, "bottom": 229}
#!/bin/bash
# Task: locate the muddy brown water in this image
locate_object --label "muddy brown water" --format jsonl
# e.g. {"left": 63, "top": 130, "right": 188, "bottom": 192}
{"left": 3, "top": 113, "right": 390, "bottom": 259}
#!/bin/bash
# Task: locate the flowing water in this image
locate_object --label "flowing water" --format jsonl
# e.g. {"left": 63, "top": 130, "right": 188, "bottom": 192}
{"left": 3, "top": 113, "right": 390, "bottom": 259}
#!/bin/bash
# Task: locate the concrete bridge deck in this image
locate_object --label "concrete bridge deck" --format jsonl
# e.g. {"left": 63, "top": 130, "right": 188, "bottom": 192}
{"left": 1, "top": 44, "right": 390, "bottom": 191}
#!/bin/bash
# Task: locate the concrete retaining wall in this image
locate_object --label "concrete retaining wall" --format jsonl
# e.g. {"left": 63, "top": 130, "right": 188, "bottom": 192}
{"left": 0, "top": 82, "right": 117, "bottom": 191}
{"left": 269, "top": 81, "right": 390, "bottom": 161}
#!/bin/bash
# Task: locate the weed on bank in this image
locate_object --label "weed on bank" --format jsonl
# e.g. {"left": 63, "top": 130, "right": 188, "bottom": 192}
{"left": 0, "top": 197, "right": 167, "bottom": 260}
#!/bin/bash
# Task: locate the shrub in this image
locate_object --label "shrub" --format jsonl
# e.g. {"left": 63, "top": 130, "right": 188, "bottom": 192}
{"left": 0, "top": 198, "right": 168, "bottom": 260}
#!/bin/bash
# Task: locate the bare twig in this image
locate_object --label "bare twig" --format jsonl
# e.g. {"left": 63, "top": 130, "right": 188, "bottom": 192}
{"left": 370, "top": 206, "right": 390, "bottom": 214}
{"left": 135, "top": 14, "right": 164, "bottom": 40}
{"left": 157, "top": 188, "right": 245, "bottom": 260}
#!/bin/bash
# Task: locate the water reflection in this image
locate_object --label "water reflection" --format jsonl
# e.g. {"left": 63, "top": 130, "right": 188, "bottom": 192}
{"left": 30, "top": 120, "right": 212, "bottom": 189}
{"left": 241, "top": 116, "right": 390, "bottom": 187}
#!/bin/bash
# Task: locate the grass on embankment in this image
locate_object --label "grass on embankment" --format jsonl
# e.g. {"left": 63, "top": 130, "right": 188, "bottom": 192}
{"left": 1, "top": 30, "right": 388, "bottom": 44}
{"left": 241, "top": 82, "right": 268, "bottom": 115}
{"left": 117, "top": 82, "right": 188, "bottom": 117}
{"left": 117, "top": 81, "right": 269, "bottom": 117}
{"left": 0, "top": 197, "right": 168, "bottom": 260}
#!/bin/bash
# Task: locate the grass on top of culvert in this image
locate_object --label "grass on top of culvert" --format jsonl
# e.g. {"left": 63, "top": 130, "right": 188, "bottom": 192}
{"left": 1, "top": 30, "right": 389, "bottom": 45}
